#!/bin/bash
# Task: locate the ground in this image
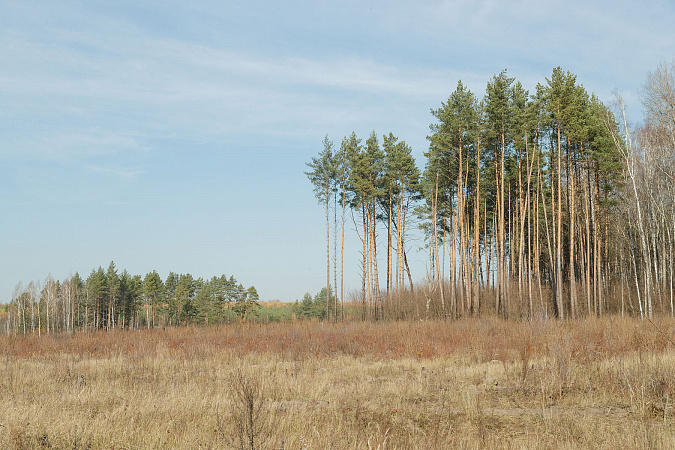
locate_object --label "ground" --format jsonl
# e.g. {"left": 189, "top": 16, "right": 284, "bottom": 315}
{"left": 1, "top": 317, "right": 675, "bottom": 448}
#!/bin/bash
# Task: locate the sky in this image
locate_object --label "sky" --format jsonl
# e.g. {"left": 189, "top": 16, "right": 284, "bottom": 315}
{"left": 1, "top": 0, "right": 673, "bottom": 303}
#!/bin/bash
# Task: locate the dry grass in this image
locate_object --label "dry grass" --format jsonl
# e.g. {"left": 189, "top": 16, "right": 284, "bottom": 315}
{"left": 1, "top": 317, "right": 675, "bottom": 448}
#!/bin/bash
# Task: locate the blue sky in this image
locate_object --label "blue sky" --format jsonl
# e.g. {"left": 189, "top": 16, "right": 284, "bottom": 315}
{"left": 1, "top": 0, "right": 673, "bottom": 302}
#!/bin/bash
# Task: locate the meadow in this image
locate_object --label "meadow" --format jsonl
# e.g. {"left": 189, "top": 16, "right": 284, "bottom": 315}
{"left": 2, "top": 316, "right": 675, "bottom": 449}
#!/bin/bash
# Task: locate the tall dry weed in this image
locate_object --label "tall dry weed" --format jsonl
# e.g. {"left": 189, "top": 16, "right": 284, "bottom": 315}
{"left": 224, "top": 367, "right": 278, "bottom": 450}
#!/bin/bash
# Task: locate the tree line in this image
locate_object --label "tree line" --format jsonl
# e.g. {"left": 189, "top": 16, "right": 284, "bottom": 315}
{"left": 3, "top": 63, "right": 672, "bottom": 332}
{"left": 307, "top": 63, "right": 675, "bottom": 320}
{"left": 4, "top": 261, "right": 260, "bottom": 334}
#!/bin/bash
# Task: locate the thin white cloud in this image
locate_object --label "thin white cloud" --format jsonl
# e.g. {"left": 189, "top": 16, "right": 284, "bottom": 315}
{"left": 2, "top": 29, "right": 460, "bottom": 108}
{"left": 2, "top": 19, "right": 481, "bottom": 163}
{"left": 2, "top": 130, "right": 149, "bottom": 161}
{"left": 87, "top": 164, "right": 144, "bottom": 179}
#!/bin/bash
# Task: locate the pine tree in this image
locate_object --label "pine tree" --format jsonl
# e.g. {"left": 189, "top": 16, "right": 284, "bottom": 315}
{"left": 338, "top": 133, "right": 360, "bottom": 320}
{"left": 346, "top": 131, "right": 384, "bottom": 318}
{"left": 428, "top": 80, "right": 480, "bottom": 317}
{"left": 305, "top": 136, "right": 336, "bottom": 321}
{"left": 382, "top": 133, "right": 420, "bottom": 314}
{"left": 106, "top": 261, "right": 119, "bottom": 330}
{"left": 143, "top": 270, "right": 163, "bottom": 328}
{"left": 164, "top": 272, "right": 179, "bottom": 325}
{"left": 176, "top": 273, "right": 196, "bottom": 324}
{"left": 485, "top": 70, "right": 516, "bottom": 319}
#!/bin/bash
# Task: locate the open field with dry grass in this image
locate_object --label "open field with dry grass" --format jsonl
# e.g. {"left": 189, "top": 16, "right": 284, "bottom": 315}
{"left": 2, "top": 317, "right": 675, "bottom": 449}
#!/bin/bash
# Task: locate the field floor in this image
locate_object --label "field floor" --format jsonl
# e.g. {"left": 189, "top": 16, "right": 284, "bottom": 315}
{"left": 2, "top": 317, "right": 675, "bottom": 449}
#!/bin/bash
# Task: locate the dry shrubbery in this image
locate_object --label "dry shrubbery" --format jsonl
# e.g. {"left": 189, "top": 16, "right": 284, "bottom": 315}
{"left": 1, "top": 316, "right": 675, "bottom": 448}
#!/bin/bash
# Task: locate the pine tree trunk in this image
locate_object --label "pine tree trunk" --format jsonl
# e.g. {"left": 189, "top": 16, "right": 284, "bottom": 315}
{"left": 334, "top": 190, "right": 338, "bottom": 322}
{"left": 569, "top": 143, "right": 577, "bottom": 318}
{"left": 583, "top": 165, "right": 592, "bottom": 316}
{"left": 402, "top": 196, "right": 414, "bottom": 295}
{"left": 341, "top": 178, "right": 346, "bottom": 321}
{"left": 433, "top": 165, "right": 445, "bottom": 319}
{"left": 387, "top": 190, "right": 393, "bottom": 307}
{"left": 487, "top": 217, "right": 493, "bottom": 294}
{"left": 556, "top": 116, "right": 564, "bottom": 319}
{"left": 326, "top": 183, "right": 331, "bottom": 322}
{"left": 593, "top": 171, "right": 600, "bottom": 315}
{"left": 536, "top": 156, "right": 543, "bottom": 315}
{"left": 500, "top": 128, "right": 507, "bottom": 319}
{"left": 473, "top": 139, "right": 481, "bottom": 316}
{"left": 517, "top": 142, "right": 524, "bottom": 317}
{"left": 457, "top": 137, "right": 466, "bottom": 317}
{"left": 495, "top": 146, "right": 501, "bottom": 317}
{"left": 542, "top": 158, "right": 557, "bottom": 316}
{"left": 371, "top": 204, "right": 381, "bottom": 319}
{"left": 519, "top": 137, "right": 535, "bottom": 317}
{"left": 397, "top": 189, "right": 403, "bottom": 298}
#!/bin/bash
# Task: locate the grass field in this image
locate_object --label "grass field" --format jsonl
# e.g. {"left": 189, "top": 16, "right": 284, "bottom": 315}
{"left": 2, "top": 317, "right": 675, "bottom": 448}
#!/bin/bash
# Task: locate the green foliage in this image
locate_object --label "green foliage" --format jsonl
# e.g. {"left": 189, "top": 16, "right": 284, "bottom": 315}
{"left": 292, "top": 287, "right": 338, "bottom": 320}
{"left": 305, "top": 135, "right": 336, "bottom": 204}
{"left": 176, "top": 274, "right": 196, "bottom": 323}
{"left": 296, "top": 292, "right": 315, "bottom": 318}
{"left": 294, "top": 291, "right": 326, "bottom": 319}
{"left": 425, "top": 79, "right": 482, "bottom": 229}
{"left": 119, "top": 270, "right": 142, "bottom": 328}
{"left": 232, "top": 285, "right": 261, "bottom": 320}
{"left": 347, "top": 130, "right": 385, "bottom": 208}
{"left": 6, "top": 263, "right": 261, "bottom": 331}
{"left": 255, "top": 302, "right": 296, "bottom": 322}
{"left": 143, "top": 270, "right": 163, "bottom": 326}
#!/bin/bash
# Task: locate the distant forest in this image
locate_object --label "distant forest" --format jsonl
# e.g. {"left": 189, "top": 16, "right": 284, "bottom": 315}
{"left": 4, "top": 262, "right": 261, "bottom": 334}
{"left": 4, "top": 63, "right": 674, "bottom": 334}
{"left": 306, "top": 64, "right": 675, "bottom": 322}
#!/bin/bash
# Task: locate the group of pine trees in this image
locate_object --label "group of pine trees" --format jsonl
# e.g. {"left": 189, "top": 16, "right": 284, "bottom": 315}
{"left": 4, "top": 262, "right": 260, "bottom": 335}
{"left": 308, "top": 63, "right": 675, "bottom": 320}
{"left": 421, "top": 68, "right": 624, "bottom": 320}
{"left": 3, "top": 64, "right": 672, "bottom": 333}
{"left": 306, "top": 131, "right": 420, "bottom": 321}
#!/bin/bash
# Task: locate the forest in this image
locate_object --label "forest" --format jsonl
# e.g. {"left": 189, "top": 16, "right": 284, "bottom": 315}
{"left": 2, "top": 262, "right": 261, "bottom": 334}
{"left": 2, "top": 62, "right": 674, "bottom": 335}
{"left": 306, "top": 63, "right": 675, "bottom": 322}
